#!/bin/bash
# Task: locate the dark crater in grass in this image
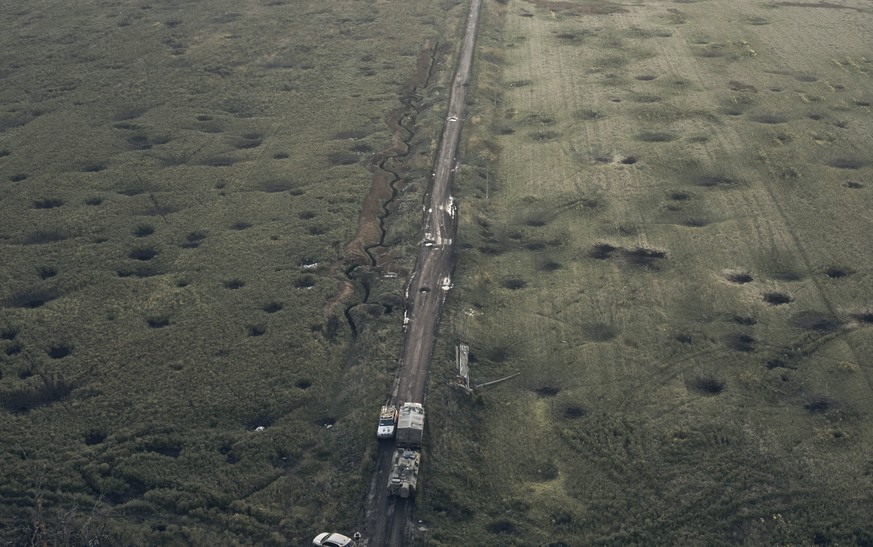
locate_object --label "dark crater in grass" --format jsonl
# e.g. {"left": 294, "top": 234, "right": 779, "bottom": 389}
{"left": 296, "top": 379, "right": 312, "bottom": 390}
{"left": 584, "top": 322, "right": 617, "bottom": 341}
{"left": 636, "top": 131, "right": 676, "bottom": 142}
{"left": 37, "top": 266, "right": 57, "bottom": 280}
{"left": 688, "top": 376, "right": 724, "bottom": 396}
{"left": 751, "top": 113, "right": 787, "bottom": 124}
{"left": 262, "top": 301, "right": 283, "bottom": 313}
{"left": 1, "top": 326, "right": 18, "bottom": 340}
{"left": 234, "top": 133, "right": 262, "bottom": 149}
{"left": 539, "top": 261, "right": 562, "bottom": 272}
{"left": 181, "top": 230, "right": 207, "bottom": 248}
{"left": 299, "top": 211, "right": 316, "bottom": 220}
{"left": 529, "top": 130, "right": 561, "bottom": 142}
{"left": 804, "top": 397, "right": 832, "bottom": 414}
{"left": 501, "top": 278, "right": 527, "bottom": 290}
{"left": 845, "top": 181, "right": 863, "bottom": 189}
{"left": 147, "top": 316, "right": 170, "bottom": 329}
{"left": 0, "top": 149, "right": 9, "bottom": 158}
{"left": 525, "top": 241, "right": 547, "bottom": 251}
{"left": 534, "top": 386, "right": 560, "bottom": 397}
{"left": 827, "top": 158, "right": 866, "bottom": 169}
{"left": 635, "top": 74, "right": 657, "bottom": 81}
{"left": 47, "top": 343, "right": 73, "bottom": 359}
{"left": 127, "top": 135, "right": 151, "bottom": 150}
{"left": 675, "top": 333, "right": 694, "bottom": 344}
{"left": 10, "top": 173, "right": 29, "bottom": 182}
{"left": 328, "top": 151, "right": 359, "bottom": 166}
{"left": 33, "top": 198, "right": 64, "bottom": 209}
{"left": 84, "top": 196, "right": 103, "bottom": 206}
{"left": 763, "top": 291, "right": 792, "bottom": 305}
{"left": 486, "top": 520, "right": 518, "bottom": 535}
{"left": 231, "top": 220, "right": 252, "bottom": 230}
{"left": 824, "top": 266, "right": 851, "bottom": 278}
{"left": 562, "top": 405, "right": 587, "bottom": 419}
{"left": 624, "top": 246, "right": 667, "bottom": 266}
{"left": 725, "top": 272, "right": 753, "bottom": 284}
{"left": 591, "top": 242, "right": 618, "bottom": 259}
{"left": 1, "top": 375, "right": 77, "bottom": 413}
{"left": 485, "top": 346, "right": 510, "bottom": 363}
{"left": 143, "top": 439, "right": 182, "bottom": 458}
{"left": 5, "top": 288, "right": 61, "bottom": 308}
{"left": 84, "top": 429, "right": 107, "bottom": 446}
{"left": 133, "top": 224, "right": 154, "bottom": 237}
{"left": 295, "top": 276, "right": 315, "bottom": 289}
{"left": 793, "top": 311, "right": 840, "bottom": 332}
{"left": 224, "top": 279, "right": 245, "bottom": 289}
{"left": 620, "top": 155, "right": 638, "bottom": 165}
{"left": 80, "top": 163, "right": 106, "bottom": 173}
{"left": 5, "top": 343, "right": 22, "bottom": 356}
{"left": 129, "top": 247, "right": 158, "bottom": 261}
{"left": 733, "top": 316, "right": 757, "bottom": 326}
{"left": 724, "top": 332, "right": 755, "bottom": 352}
{"left": 852, "top": 312, "right": 873, "bottom": 324}
{"left": 574, "top": 109, "right": 602, "bottom": 120}
{"left": 670, "top": 191, "right": 691, "bottom": 201}
{"left": 246, "top": 413, "right": 277, "bottom": 431}
{"left": 695, "top": 174, "right": 736, "bottom": 187}
{"left": 795, "top": 74, "right": 818, "bottom": 83}
{"left": 247, "top": 325, "right": 266, "bottom": 337}
{"left": 682, "top": 217, "right": 710, "bottom": 227}
{"left": 273, "top": 151, "right": 289, "bottom": 159}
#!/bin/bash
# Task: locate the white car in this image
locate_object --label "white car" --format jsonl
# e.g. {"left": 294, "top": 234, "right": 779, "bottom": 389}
{"left": 312, "top": 532, "right": 356, "bottom": 547}
{"left": 448, "top": 115, "right": 458, "bottom": 122}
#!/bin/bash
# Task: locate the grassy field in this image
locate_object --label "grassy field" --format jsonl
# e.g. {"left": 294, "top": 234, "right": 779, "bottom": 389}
{"left": 418, "top": 0, "right": 873, "bottom": 544}
{"left": 0, "top": 0, "right": 466, "bottom": 543}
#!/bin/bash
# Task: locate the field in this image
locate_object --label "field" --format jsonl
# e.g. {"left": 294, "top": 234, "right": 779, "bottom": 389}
{"left": 0, "top": 0, "right": 466, "bottom": 544}
{"left": 419, "top": 0, "right": 873, "bottom": 544}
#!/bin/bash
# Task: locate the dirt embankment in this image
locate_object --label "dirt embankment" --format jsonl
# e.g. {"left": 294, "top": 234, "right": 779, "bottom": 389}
{"left": 325, "top": 40, "right": 439, "bottom": 322}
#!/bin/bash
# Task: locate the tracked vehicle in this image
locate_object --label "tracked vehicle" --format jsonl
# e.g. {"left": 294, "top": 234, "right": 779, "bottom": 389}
{"left": 387, "top": 448, "right": 420, "bottom": 498}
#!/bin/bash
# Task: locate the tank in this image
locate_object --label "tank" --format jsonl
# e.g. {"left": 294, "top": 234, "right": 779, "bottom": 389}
{"left": 377, "top": 405, "right": 397, "bottom": 439}
{"left": 387, "top": 448, "right": 420, "bottom": 499}
{"left": 395, "top": 402, "right": 424, "bottom": 448}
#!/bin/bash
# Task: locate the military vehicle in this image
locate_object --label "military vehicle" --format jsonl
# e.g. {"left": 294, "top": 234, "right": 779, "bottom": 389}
{"left": 377, "top": 405, "right": 397, "bottom": 439}
{"left": 387, "top": 448, "right": 420, "bottom": 498}
{"left": 395, "top": 402, "right": 424, "bottom": 448}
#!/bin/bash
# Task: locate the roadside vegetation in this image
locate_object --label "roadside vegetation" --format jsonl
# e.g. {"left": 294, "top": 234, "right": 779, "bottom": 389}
{"left": 418, "top": 0, "right": 873, "bottom": 544}
{"left": 0, "top": 0, "right": 464, "bottom": 543}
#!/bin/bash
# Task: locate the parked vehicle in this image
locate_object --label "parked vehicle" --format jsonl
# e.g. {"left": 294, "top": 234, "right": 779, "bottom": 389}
{"left": 395, "top": 402, "right": 424, "bottom": 448}
{"left": 312, "top": 532, "right": 356, "bottom": 547}
{"left": 387, "top": 448, "right": 420, "bottom": 499}
{"left": 377, "top": 405, "right": 398, "bottom": 439}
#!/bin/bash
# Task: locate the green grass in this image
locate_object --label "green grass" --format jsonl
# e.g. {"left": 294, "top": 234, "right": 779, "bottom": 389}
{"left": 416, "top": 0, "right": 873, "bottom": 544}
{"left": 0, "top": 0, "right": 463, "bottom": 543}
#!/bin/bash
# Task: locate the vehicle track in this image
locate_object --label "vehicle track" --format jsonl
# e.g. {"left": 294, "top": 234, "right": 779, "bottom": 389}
{"left": 363, "top": 0, "right": 482, "bottom": 544}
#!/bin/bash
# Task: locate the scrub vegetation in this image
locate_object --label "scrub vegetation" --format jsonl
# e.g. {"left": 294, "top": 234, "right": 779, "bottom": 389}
{"left": 418, "top": 0, "right": 873, "bottom": 544}
{"left": 0, "top": 0, "right": 464, "bottom": 543}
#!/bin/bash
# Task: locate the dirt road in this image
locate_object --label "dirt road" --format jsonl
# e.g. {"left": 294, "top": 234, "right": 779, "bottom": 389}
{"left": 364, "top": 0, "right": 481, "bottom": 544}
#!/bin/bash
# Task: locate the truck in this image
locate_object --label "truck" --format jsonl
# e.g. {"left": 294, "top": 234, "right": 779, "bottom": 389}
{"left": 387, "top": 448, "right": 420, "bottom": 499}
{"left": 395, "top": 402, "right": 425, "bottom": 448}
{"left": 376, "top": 405, "right": 397, "bottom": 439}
